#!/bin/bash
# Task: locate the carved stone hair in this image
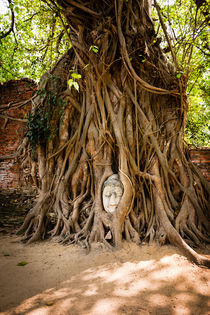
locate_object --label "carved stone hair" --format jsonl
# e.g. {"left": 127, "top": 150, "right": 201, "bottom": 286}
{"left": 103, "top": 174, "right": 124, "bottom": 191}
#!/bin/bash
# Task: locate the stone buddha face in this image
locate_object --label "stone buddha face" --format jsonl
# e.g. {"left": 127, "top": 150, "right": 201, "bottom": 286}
{"left": 102, "top": 174, "right": 124, "bottom": 213}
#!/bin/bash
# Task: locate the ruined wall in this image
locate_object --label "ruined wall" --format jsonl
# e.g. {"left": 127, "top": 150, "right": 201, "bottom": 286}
{"left": 0, "top": 79, "right": 37, "bottom": 192}
{"left": 189, "top": 148, "right": 210, "bottom": 182}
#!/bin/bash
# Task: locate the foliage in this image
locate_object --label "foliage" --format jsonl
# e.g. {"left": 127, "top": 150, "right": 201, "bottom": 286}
{"left": 0, "top": 0, "right": 71, "bottom": 82}
{"left": 153, "top": 0, "right": 210, "bottom": 146}
{"left": 185, "top": 90, "right": 210, "bottom": 147}
{"left": 27, "top": 88, "right": 66, "bottom": 148}
{"left": 27, "top": 108, "right": 50, "bottom": 148}
{"left": 68, "top": 70, "right": 82, "bottom": 91}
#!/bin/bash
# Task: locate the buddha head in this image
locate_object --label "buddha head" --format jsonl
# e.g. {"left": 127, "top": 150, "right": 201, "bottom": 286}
{"left": 102, "top": 174, "right": 124, "bottom": 213}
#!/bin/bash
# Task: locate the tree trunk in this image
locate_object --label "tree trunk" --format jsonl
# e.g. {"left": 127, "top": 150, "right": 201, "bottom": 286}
{"left": 18, "top": 0, "right": 210, "bottom": 267}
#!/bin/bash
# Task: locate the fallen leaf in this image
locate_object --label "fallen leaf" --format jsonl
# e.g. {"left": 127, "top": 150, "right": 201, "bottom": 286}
{"left": 46, "top": 301, "right": 54, "bottom": 306}
{"left": 17, "top": 261, "right": 28, "bottom": 266}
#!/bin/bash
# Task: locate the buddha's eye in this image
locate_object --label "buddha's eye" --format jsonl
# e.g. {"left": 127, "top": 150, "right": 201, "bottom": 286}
{"left": 105, "top": 193, "right": 111, "bottom": 198}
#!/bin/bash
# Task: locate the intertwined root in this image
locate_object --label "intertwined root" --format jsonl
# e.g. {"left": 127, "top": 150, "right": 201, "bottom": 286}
{"left": 18, "top": 0, "right": 210, "bottom": 267}
{"left": 18, "top": 69, "right": 210, "bottom": 267}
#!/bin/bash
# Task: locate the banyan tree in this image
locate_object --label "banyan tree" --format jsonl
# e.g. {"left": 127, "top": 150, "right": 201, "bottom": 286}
{"left": 18, "top": 0, "right": 210, "bottom": 267}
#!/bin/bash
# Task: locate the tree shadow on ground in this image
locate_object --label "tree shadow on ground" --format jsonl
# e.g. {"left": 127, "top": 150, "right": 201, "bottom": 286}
{"left": 0, "top": 239, "right": 209, "bottom": 315}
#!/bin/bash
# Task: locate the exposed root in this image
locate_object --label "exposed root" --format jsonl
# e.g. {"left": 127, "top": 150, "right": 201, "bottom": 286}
{"left": 17, "top": 0, "right": 210, "bottom": 268}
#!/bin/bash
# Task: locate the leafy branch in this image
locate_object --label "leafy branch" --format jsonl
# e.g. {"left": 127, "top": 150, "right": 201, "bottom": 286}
{"left": 0, "top": 0, "right": 15, "bottom": 40}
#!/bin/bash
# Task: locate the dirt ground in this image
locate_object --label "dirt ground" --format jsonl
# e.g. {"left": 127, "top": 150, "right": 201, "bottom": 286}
{"left": 0, "top": 235, "right": 209, "bottom": 315}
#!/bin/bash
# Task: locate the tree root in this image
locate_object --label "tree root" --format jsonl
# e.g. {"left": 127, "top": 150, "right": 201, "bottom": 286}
{"left": 17, "top": 0, "right": 210, "bottom": 269}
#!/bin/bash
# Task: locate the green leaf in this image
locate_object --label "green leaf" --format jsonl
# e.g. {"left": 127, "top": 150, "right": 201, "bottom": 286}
{"left": 17, "top": 261, "right": 28, "bottom": 266}
{"left": 68, "top": 78, "right": 73, "bottom": 89}
{"left": 89, "top": 45, "right": 98, "bottom": 53}
{"left": 68, "top": 79, "right": 79, "bottom": 91}
{"left": 176, "top": 73, "right": 181, "bottom": 78}
{"left": 71, "top": 73, "right": 81, "bottom": 79}
{"left": 72, "top": 81, "right": 79, "bottom": 91}
{"left": 3, "top": 253, "right": 10, "bottom": 256}
{"left": 83, "top": 64, "right": 89, "bottom": 70}
{"left": 14, "top": 7, "right": 20, "bottom": 13}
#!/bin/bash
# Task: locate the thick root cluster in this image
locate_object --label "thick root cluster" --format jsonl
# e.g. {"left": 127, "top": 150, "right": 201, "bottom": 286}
{"left": 18, "top": 0, "right": 210, "bottom": 267}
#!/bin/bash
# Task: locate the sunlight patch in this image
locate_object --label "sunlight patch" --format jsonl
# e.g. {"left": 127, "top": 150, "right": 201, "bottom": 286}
{"left": 85, "top": 297, "right": 122, "bottom": 315}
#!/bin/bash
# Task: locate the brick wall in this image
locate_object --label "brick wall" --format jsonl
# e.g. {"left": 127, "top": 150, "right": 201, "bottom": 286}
{"left": 0, "top": 79, "right": 37, "bottom": 192}
{"left": 189, "top": 148, "right": 210, "bottom": 182}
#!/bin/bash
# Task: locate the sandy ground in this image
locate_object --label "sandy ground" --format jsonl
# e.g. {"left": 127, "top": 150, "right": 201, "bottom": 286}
{"left": 0, "top": 235, "right": 209, "bottom": 315}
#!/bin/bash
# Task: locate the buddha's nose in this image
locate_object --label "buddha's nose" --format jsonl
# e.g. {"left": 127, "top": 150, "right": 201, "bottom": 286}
{"left": 110, "top": 193, "right": 117, "bottom": 205}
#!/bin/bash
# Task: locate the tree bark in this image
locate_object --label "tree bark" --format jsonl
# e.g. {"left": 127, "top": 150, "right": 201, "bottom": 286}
{"left": 18, "top": 0, "right": 210, "bottom": 267}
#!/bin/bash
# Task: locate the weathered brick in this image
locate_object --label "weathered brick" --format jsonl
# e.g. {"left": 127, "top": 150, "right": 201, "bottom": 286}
{"left": 0, "top": 79, "right": 37, "bottom": 192}
{"left": 189, "top": 148, "right": 210, "bottom": 182}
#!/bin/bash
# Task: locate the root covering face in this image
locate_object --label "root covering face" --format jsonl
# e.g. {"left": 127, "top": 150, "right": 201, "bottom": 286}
{"left": 18, "top": 0, "right": 210, "bottom": 266}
